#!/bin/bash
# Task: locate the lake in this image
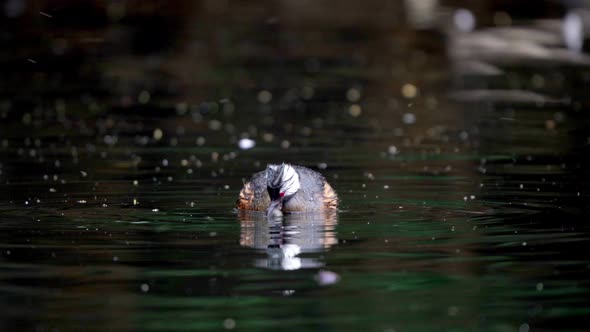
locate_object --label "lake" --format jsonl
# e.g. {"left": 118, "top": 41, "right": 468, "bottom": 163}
{"left": 1, "top": 1, "right": 589, "bottom": 331}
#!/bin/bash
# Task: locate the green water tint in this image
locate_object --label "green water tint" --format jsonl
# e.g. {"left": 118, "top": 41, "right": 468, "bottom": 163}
{"left": 2, "top": 3, "right": 590, "bottom": 332}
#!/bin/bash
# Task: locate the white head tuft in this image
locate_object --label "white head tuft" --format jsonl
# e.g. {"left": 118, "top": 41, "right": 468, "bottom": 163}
{"left": 266, "top": 163, "right": 300, "bottom": 198}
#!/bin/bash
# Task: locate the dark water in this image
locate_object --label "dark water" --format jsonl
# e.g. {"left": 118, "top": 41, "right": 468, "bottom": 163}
{"left": 1, "top": 2, "right": 590, "bottom": 331}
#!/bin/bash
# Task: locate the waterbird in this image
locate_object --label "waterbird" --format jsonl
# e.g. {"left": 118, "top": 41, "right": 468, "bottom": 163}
{"left": 236, "top": 163, "right": 338, "bottom": 217}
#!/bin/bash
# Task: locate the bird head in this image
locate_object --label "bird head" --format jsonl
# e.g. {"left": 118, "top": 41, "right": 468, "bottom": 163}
{"left": 265, "top": 163, "right": 300, "bottom": 217}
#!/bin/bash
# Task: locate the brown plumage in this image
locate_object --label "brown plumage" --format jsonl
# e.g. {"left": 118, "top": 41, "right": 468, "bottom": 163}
{"left": 236, "top": 164, "right": 338, "bottom": 213}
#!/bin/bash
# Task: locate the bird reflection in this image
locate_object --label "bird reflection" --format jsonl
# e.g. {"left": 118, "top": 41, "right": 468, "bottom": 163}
{"left": 238, "top": 210, "right": 338, "bottom": 271}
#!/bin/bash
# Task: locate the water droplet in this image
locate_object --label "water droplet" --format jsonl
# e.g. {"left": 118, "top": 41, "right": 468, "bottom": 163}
{"left": 223, "top": 318, "right": 236, "bottom": 330}
{"left": 453, "top": 8, "right": 475, "bottom": 32}
{"left": 315, "top": 270, "right": 340, "bottom": 286}
{"left": 346, "top": 88, "right": 361, "bottom": 102}
{"left": 459, "top": 131, "right": 469, "bottom": 141}
{"left": 138, "top": 90, "right": 150, "bottom": 104}
{"left": 447, "top": 306, "right": 459, "bottom": 316}
{"left": 349, "top": 104, "right": 362, "bottom": 117}
{"left": 519, "top": 323, "right": 530, "bottom": 332}
{"left": 104, "top": 135, "right": 118, "bottom": 145}
{"left": 257, "top": 90, "right": 272, "bottom": 104}
{"left": 401, "top": 84, "right": 418, "bottom": 98}
{"left": 238, "top": 138, "right": 256, "bottom": 150}
{"left": 153, "top": 128, "right": 163, "bottom": 141}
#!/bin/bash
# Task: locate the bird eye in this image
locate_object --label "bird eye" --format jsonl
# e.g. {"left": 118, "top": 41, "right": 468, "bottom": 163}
{"left": 279, "top": 192, "right": 285, "bottom": 197}
{"left": 267, "top": 187, "right": 281, "bottom": 200}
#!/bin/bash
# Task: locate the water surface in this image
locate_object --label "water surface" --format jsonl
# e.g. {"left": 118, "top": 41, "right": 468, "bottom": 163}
{"left": 1, "top": 2, "right": 590, "bottom": 331}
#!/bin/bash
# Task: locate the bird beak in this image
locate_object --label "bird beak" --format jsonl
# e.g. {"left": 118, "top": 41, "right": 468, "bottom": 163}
{"left": 266, "top": 198, "right": 283, "bottom": 219}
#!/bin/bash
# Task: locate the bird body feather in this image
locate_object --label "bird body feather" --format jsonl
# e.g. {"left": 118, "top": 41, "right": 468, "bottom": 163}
{"left": 236, "top": 165, "right": 338, "bottom": 213}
